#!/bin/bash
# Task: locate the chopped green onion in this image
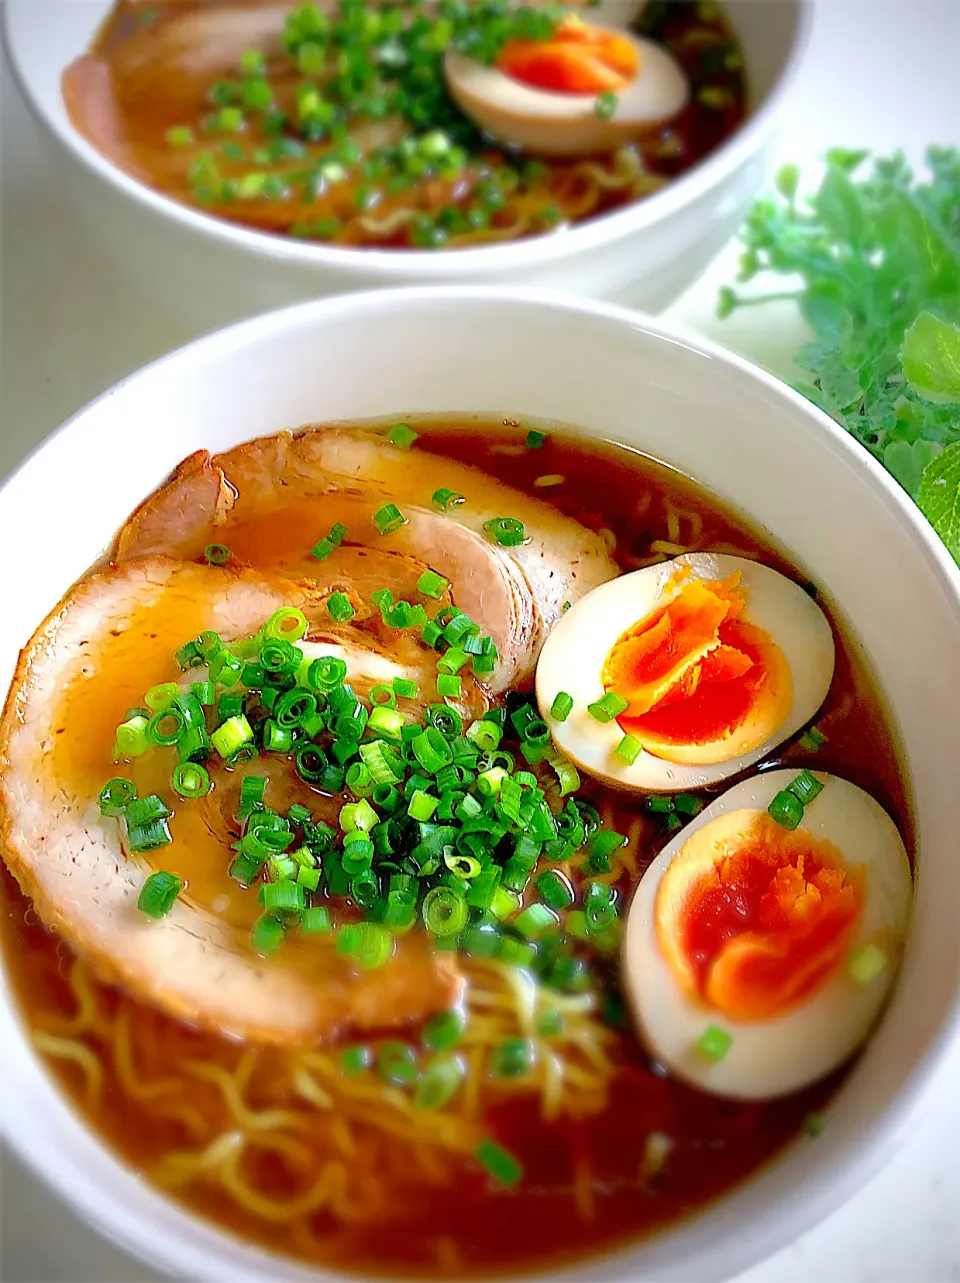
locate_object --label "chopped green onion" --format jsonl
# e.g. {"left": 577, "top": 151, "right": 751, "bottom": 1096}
{"left": 377, "top": 1041, "right": 419, "bottom": 1086}
{"left": 475, "top": 1138, "right": 523, "bottom": 1188}
{"left": 300, "top": 905, "right": 332, "bottom": 935}
{"left": 595, "top": 90, "right": 618, "bottom": 120}
{"left": 537, "top": 1009, "right": 563, "bottom": 1037}
{"left": 422, "top": 885, "right": 469, "bottom": 935}
{"left": 482, "top": 517, "right": 527, "bottom": 547}
{"left": 848, "top": 942, "right": 888, "bottom": 985}
{"left": 113, "top": 714, "right": 150, "bottom": 759}
{"left": 374, "top": 503, "right": 407, "bottom": 535}
{"left": 326, "top": 590, "right": 355, "bottom": 622}
{"left": 211, "top": 714, "right": 254, "bottom": 759}
{"left": 417, "top": 569, "right": 449, "bottom": 599}
{"left": 587, "top": 692, "right": 629, "bottom": 723}
{"left": 204, "top": 543, "right": 231, "bottom": 566}
{"left": 99, "top": 777, "right": 136, "bottom": 817}
{"left": 166, "top": 125, "right": 195, "bottom": 147}
{"left": 525, "top": 430, "right": 548, "bottom": 449}
{"left": 410, "top": 1053, "right": 464, "bottom": 1114}
{"left": 673, "top": 793, "right": 703, "bottom": 816}
{"left": 126, "top": 819, "right": 173, "bottom": 854}
{"left": 799, "top": 726, "right": 827, "bottom": 752}
{"left": 492, "top": 1037, "right": 534, "bottom": 1078}
{"left": 408, "top": 789, "right": 439, "bottom": 821}
{"left": 436, "top": 674, "right": 462, "bottom": 699}
{"left": 310, "top": 536, "right": 336, "bottom": 561}
{"left": 432, "top": 488, "right": 464, "bottom": 510}
{"left": 173, "top": 762, "right": 211, "bottom": 799}
{"left": 696, "top": 1024, "right": 733, "bottom": 1061}
{"left": 513, "top": 903, "right": 558, "bottom": 938}
{"left": 615, "top": 733, "right": 642, "bottom": 765}
{"left": 261, "top": 880, "right": 304, "bottom": 913}
{"left": 768, "top": 788, "right": 805, "bottom": 830}
{"left": 387, "top": 422, "right": 418, "bottom": 449}
{"left": 306, "top": 655, "right": 348, "bottom": 692}
{"left": 535, "top": 869, "right": 574, "bottom": 910}
{"left": 137, "top": 870, "right": 182, "bottom": 918}
{"left": 788, "top": 769, "right": 824, "bottom": 806}
{"left": 392, "top": 676, "right": 419, "bottom": 699}
{"left": 251, "top": 914, "right": 285, "bottom": 955}
{"left": 423, "top": 1008, "right": 466, "bottom": 1052}
{"left": 369, "top": 683, "right": 397, "bottom": 708}
{"left": 295, "top": 744, "right": 329, "bottom": 783}
{"left": 549, "top": 691, "right": 573, "bottom": 721}
{"left": 340, "top": 1044, "right": 372, "bottom": 1075}
{"left": 803, "top": 1111, "right": 824, "bottom": 1138}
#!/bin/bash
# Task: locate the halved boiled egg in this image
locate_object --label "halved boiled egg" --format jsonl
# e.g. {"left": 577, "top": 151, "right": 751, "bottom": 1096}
{"left": 623, "top": 769, "right": 913, "bottom": 1098}
{"left": 536, "top": 554, "right": 836, "bottom": 792}
{"left": 444, "top": 17, "right": 688, "bottom": 158}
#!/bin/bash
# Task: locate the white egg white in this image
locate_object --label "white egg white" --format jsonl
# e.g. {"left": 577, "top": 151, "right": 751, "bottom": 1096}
{"left": 443, "top": 33, "right": 688, "bottom": 159}
{"left": 623, "top": 769, "right": 914, "bottom": 1099}
{"left": 535, "top": 553, "right": 836, "bottom": 793}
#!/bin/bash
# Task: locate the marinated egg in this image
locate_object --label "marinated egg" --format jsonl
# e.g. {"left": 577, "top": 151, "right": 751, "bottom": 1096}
{"left": 623, "top": 769, "right": 913, "bottom": 1099}
{"left": 444, "top": 17, "right": 688, "bottom": 158}
{"left": 536, "top": 553, "right": 836, "bottom": 792}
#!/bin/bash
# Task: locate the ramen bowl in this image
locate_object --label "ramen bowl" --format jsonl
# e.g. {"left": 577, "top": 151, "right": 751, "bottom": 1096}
{"left": 1, "top": 287, "right": 959, "bottom": 1281}
{"left": 4, "top": 0, "right": 810, "bottom": 325}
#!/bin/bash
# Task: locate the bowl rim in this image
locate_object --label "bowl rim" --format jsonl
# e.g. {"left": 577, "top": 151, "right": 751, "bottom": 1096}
{"left": 3, "top": 0, "right": 813, "bottom": 276}
{"left": 1, "top": 284, "right": 959, "bottom": 1283}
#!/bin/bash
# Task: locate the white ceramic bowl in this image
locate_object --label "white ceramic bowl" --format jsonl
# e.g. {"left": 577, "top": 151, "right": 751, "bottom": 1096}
{"left": 1, "top": 288, "right": 959, "bottom": 1283}
{"left": 4, "top": 0, "right": 810, "bottom": 324}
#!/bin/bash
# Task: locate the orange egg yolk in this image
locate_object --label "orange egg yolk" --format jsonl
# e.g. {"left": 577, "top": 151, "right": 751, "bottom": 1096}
{"left": 656, "top": 811, "right": 863, "bottom": 1021}
{"left": 497, "top": 16, "right": 640, "bottom": 95}
{"left": 601, "top": 573, "right": 786, "bottom": 754}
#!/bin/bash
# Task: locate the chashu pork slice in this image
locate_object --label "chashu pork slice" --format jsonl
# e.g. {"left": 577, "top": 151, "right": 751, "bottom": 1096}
{"left": 116, "top": 426, "right": 618, "bottom": 691}
{"left": 0, "top": 557, "right": 462, "bottom": 1045}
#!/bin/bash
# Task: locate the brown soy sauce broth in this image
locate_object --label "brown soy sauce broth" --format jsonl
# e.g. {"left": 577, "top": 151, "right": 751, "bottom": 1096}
{"left": 0, "top": 421, "right": 909, "bottom": 1277}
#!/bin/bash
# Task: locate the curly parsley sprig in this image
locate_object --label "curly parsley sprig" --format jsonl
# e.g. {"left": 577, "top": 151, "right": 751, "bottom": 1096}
{"left": 719, "top": 147, "right": 960, "bottom": 558}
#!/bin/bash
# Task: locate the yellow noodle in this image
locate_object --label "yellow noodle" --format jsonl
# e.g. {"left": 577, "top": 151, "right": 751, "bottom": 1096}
{"left": 220, "top": 1150, "right": 342, "bottom": 1222}
{"left": 293, "top": 1067, "right": 334, "bottom": 1111}
{"left": 433, "top": 1237, "right": 463, "bottom": 1274}
{"left": 113, "top": 1007, "right": 181, "bottom": 1101}
{"left": 153, "top": 1131, "right": 245, "bottom": 1187}
{"left": 356, "top": 208, "right": 416, "bottom": 237}
{"left": 183, "top": 1060, "right": 302, "bottom": 1131}
{"left": 667, "top": 506, "right": 681, "bottom": 543}
{"left": 244, "top": 1130, "right": 317, "bottom": 1170}
{"left": 31, "top": 1033, "right": 103, "bottom": 1104}
{"left": 332, "top": 1115, "right": 357, "bottom": 1159}
{"left": 650, "top": 539, "right": 690, "bottom": 556}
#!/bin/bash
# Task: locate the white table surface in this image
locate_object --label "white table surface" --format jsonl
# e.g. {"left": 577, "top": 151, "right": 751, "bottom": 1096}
{"left": 2, "top": 1, "right": 959, "bottom": 1280}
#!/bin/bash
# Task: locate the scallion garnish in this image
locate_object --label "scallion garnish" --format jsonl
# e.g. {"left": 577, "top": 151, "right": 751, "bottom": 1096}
{"left": 525, "top": 429, "right": 548, "bottom": 449}
{"left": 137, "top": 870, "right": 183, "bottom": 918}
{"left": 848, "top": 942, "right": 888, "bottom": 985}
{"left": 595, "top": 90, "right": 618, "bottom": 120}
{"left": 482, "top": 517, "right": 527, "bottom": 547}
{"left": 204, "top": 543, "right": 231, "bottom": 566}
{"left": 696, "top": 1024, "right": 733, "bottom": 1062}
{"left": 326, "top": 590, "right": 356, "bottom": 622}
{"left": 587, "top": 692, "right": 629, "bottom": 723}
{"left": 374, "top": 503, "right": 407, "bottom": 535}
{"left": 475, "top": 1138, "right": 523, "bottom": 1187}
{"left": 387, "top": 422, "right": 418, "bottom": 449}
{"left": 549, "top": 691, "right": 573, "bottom": 721}
{"left": 432, "top": 487, "right": 464, "bottom": 510}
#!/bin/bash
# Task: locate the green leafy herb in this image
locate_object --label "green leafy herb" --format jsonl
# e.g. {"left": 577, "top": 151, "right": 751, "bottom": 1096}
{"left": 720, "top": 147, "right": 960, "bottom": 556}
